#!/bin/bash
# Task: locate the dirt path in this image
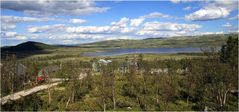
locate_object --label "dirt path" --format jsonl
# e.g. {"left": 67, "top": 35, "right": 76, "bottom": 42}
{"left": 0, "top": 82, "right": 61, "bottom": 105}
{"left": 0, "top": 73, "right": 87, "bottom": 105}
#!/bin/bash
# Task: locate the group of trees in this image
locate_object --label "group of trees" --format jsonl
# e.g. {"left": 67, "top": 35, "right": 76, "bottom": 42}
{"left": 1, "top": 36, "right": 238, "bottom": 111}
{"left": 1, "top": 56, "right": 44, "bottom": 96}
{"left": 89, "top": 36, "right": 237, "bottom": 111}
{"left": 90, "top": 36, "right": 238, "bottom": 111}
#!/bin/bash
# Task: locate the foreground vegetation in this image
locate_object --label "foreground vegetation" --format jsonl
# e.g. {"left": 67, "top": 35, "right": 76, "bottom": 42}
{"left": 1, "top": 36, "right": 238, "bottom": 111}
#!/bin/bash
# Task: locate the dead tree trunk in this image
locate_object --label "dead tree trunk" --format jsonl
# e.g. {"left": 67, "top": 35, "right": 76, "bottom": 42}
{"left": 65, "top": 96, "right": 71, "bottom": 109}
{"left": 103, "top": 103, "right": 106, "bottom": 112}
{"left": 71, "top": 89, "right": 75, "bottom": 103}
{"left": 156, "top": 86, "right": 159, "bottom": 104}
{"left": 216, "top": 88, "right": 230, "bottom": 109}
{"left": 156, "top": 73, "right": 160, "bottom": 104}
{"left": 113, "top": 87, "right": 116, "bottom": 110}
{"left": 186, "top": 96, "right": 189, "bottom": 106}
{"left": 48, "top": 88, "right": 51, "bottom": 104}
{"left": 47, "top": 74, "right": 52, "bottom": 105}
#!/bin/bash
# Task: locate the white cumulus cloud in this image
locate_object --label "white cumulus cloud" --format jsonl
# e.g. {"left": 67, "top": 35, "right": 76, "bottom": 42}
{"left": 1, "top": 31, "right": 27, "bottom": 40}
{"left": 4, "top": 32, "right": 17, "bottom": 37}
{"left": 183, "top": 6, "right": 192, "bottom": 10}
{"left": 69, "top": 19, "right": 87, "bottom": 24}
{"left": 223, "top": 22, "right": 232, "bottom": 27}
{"left": 27, "top": 24, "right": 65, "bottom": 33}
{"left": 1, "top": 23, "right": 16, "bottom": 31}
{"left": 130, "top": 18, "right": 145, "bottom": 27}
{"left": 136, "top": 21, "right": 201, "bottom": 37}
{"left": 185, "top": 7, "right": 230, "bottom": 21}
{"left": 170, "top": 0, "right": 181, "bottom": 4}
{"left": 142, "top": 21, "right": 201, "bottom": 31}
{"left": 66, "top": 26, "right": 111, "bottom": 34}
{"left": 142, "top": 12, "right": 172, "bottom": 19}
{"left": 1, "top": 15, "right": 58, "bottom": 31}
{"left": 185, "top": 0, "right": 238, "bottom": 21}
{"left": 111, "top": 17, "right": 129, "bottom": 27}
{"left": 1, "top": 15, "right": 54, "bottom": 23}
{"left": 1, "top": 0, "right": 110, "bottom": 16}
{"left": 170, "top": 0, "right": 193, "bottom": 4}
{"left": 200, "top": 31, "right": 224, "bottom": 35}
{"left": 129, "top": 12, "right": 174, "bottom": 27}
{"left": 229, "top": 15, "right": 239, "bottom": 20}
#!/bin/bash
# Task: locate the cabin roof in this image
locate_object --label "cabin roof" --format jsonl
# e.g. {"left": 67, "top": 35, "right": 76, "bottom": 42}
{"left": 98, "top": 59, "right": 112, "bottom": 64}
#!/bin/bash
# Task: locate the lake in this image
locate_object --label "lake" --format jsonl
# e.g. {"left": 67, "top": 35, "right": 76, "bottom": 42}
{"left": 82, "top": 47, "right": 204, "bottom": 57}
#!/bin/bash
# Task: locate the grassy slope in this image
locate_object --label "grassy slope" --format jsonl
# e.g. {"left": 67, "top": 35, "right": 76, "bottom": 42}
{"left": 80, "top": 34, "right": 235, "bottom": 48}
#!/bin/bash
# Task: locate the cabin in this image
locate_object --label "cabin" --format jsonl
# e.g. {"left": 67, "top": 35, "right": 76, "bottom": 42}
{"left": 119, "top": 60, "right": 139, "bottom": 74}
{"left": 129, "top": 60, "right": 139, "bottom": 69}
{"left": 37, "top": 65, "right": 59, "bottom": 83}
{"left": 119, "top": 62, "right": 128, "bottom": 73}
{"left": 98, "top": 59, "right": 112, "bottom": 64}
{"left": 92, "top": 62, "right": 100, "bottom": 72}
{"left": 16, "top": 64, "right": 27, "bottom": 76}
{"left": 44, "top": 65, "right": 59, "bottom": 73}
{"left": 15, "top": 64, "right": 28, "bottom": 84}
{"left": 92, "top": 59, "right": 112, "bottom": 72}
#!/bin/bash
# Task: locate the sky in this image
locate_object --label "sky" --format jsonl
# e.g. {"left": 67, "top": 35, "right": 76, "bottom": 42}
{"left": 1, "top": 0, "right": 238, "bottom": 46}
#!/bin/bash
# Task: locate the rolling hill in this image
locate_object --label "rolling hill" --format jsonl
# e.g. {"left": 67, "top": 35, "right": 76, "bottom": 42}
{"left": 1, "top": 41, "right": 57, "bottom": 58}
{"left": 1, "top": 33, "right": 238, "bottom": 53}
{"left": 79, "top": 33, "right": 237, "bottom": 48}
{"left": 1, "top": 33, "right": 237, "bottom": 59}
{"left": 1, "top": 41, "right": 56, "bottom": 52}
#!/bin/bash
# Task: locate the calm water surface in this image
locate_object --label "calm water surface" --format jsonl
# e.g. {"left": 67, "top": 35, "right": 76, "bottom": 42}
{"left": 83, "top": 47, "right": 204, "bottom": 57}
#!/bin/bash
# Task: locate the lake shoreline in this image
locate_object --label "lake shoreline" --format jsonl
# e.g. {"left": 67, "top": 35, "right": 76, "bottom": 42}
{"left": 82, "top": 47, "right": 220, "bottom": 57}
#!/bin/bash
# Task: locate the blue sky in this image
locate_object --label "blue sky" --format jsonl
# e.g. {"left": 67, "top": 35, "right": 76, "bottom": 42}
{"left": 1, "top": 0, "right": 238, "bottom": 46}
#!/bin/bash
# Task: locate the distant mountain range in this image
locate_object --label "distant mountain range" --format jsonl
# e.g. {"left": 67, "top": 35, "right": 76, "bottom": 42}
{"left": 1, "top": 33, "right": 237, "bottom": 53}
